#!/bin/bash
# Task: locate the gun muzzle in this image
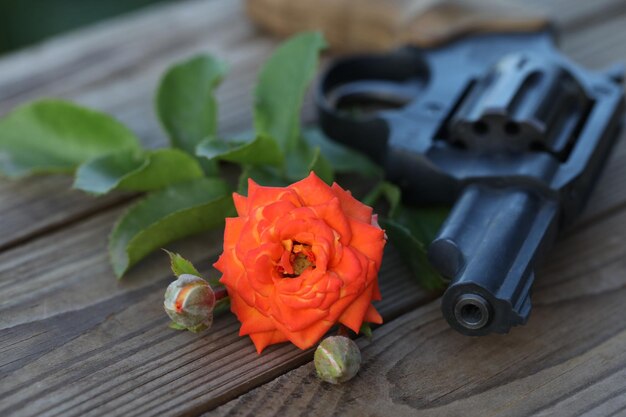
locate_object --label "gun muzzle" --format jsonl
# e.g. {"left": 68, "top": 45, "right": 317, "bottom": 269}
{"left": 429, "top": 185, "right": 558, "bottom": 335}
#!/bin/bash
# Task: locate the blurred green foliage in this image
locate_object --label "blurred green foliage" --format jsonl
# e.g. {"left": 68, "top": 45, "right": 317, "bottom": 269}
{"left": 0, "top": 0, "right": 174, "bottom": 54}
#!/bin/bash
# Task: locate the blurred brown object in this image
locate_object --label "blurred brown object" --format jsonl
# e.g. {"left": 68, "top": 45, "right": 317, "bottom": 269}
{"left": 245, "top": 0, "right": 549, "bottom": 52}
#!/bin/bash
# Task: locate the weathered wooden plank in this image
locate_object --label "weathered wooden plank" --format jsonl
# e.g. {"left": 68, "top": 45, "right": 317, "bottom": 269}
{"left": 4, "top": 112, "right": 626, "bottom": 417}
{"left": 0, "top": 0, "right": 273, "bottom": 249}
{"left": 210, "top": 9, "right": 626, "bottom": 415}
{"left": 1, "top": 1, "right": 626, "bottom": 416}
{"left": 212, "top": 201, "right": 626, "bottom": 417}
{"left": 559, "top": 13, "right": 626, "bottom": 224}
{"left": 523, "top": 0, "right": 626, "bottom": 31}
{"left": 0, "top": 0, "right": 624, "bottom": 251}
{"left": 5, "top": 196, "right": 625, "bottom": 417}
{"left": 0, "top": 205, "right": 433, "bottom": 417}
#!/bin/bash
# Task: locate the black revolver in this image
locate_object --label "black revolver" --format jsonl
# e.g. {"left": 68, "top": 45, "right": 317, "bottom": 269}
{"left": 316, "top": 29, "right": 625, "bottom": 335}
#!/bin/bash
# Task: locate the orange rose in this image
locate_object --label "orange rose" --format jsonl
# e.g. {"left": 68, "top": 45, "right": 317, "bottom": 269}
{"left": 214, "top": 172, "right": 386, "bottom": 353}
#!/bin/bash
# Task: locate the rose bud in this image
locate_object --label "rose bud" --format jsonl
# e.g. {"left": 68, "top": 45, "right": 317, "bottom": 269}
{"left": 314, "top": 335, "right": 362, "bottom": 384}
{"left": 164, "top": 274, "right": 216, "bottom": 332}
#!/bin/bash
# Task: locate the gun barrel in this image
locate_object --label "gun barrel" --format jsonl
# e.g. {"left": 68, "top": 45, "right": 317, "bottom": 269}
{"left": 429, "top": 185, "right": 559, "bottom": 335}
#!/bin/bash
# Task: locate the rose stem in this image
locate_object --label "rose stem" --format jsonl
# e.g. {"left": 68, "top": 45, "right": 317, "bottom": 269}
{"left": 337, "top": 325, "right": 350, "bottom": 337}
{"left": 214, "top": 286, "right": 228, "bottom": 301}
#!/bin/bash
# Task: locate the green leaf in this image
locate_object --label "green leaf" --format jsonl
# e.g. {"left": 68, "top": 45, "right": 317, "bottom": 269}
{"left": 214, "top": 298, "right": 231, "bottom": 316}
{"left": 0, "top": 99, "right": 141, "bottom": 178}
{"left": 74, "top": 150, "right": 147, "bottom": 194}
{"left": 156, "top": 55, "right": 227, "bottom": 174}
{"left": 363, "top": 182, "right": 402, "bottom": 218}
{"left": 303, "top": 128, "right": 382, "bottom": 178}
{"left": 163, "top": 249, "right": 201, "bottom": 277}
{"left": 229, "top": 140, "right": 335, "bottom": 194}
{"left": 380, "top": 218, "right": 447, "bottom": 290}
{"left": 394, "top": 206, "right": 449, "bottom": 244}
{"left": 196, "top": 134, "right": 283, "bottom": 166}
{"left": 74, "top": 148, "right": 204, "bottom": 195}
{"left": 236, "top": 141, "right": 334, "bottom": 193}
{"left": 109, "top": 178, "right": 234, "bottom": 278}
{"left": 169, "top": 321, "right": 187, "bottom": 330}
{"left": 254, "top": 32, "right": 326, "bottom": 152}
{"left": 237, "top": 165, "right": 290, "bottom": 194}
{"left": 359, "top": 323, "right": 373, "bottom": 339}
{"left": 187, "top": 323, "right": 209, "bottom": 333}
{"left": 285, "top": 141, "right": 334, "bottom": 184}
{"left": 118, "top": 149, "right": 204, "bottom": 191}
{"left": 307, "top": 148, "right": 334, "bottom": 185}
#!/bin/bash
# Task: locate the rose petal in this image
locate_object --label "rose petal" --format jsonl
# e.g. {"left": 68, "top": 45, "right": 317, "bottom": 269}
{"left": 249, "top": 330, "right": 289, "bottom": 354}
{"left": 308, "top": 197, "right": 352, "bottom": 245}
{"left": 222, "top": 217, "right": 245, "bottom": 251}
{"left": 274, "top": 272, "right": 336, "bottom": 309}
{"left": 338, "top": 284, "right": 375, "bottom": 333}
{"left": 331, "top": 182, "right": 373, "bottom": 223}
{"left": 216, "top": 250, "right": 243, "bottom": 288}
{"left": 271, "top": 297, "right": 329, "bottom": 332}
{"left": 273, "top": 318, "right": 334, "bottom": 350}
{"left": 289, "top": 172, "right": 336, "bottom": 206}
{"left": 364, "top": 304, "right": 383, "bottom": 324}
{"left": 248, "top": 178, "right": 302, "bottom": 209}
{"left": 372, "top": 277, "right": 382, "bottom": 301}
{"left": 231, "top": 292, "right": 276, "bottom": 335}
{"left": 331, "top": 246, "right": 366, "bottom": 293}
{"left": 347, "top": 218, "right": 386, "bottom": 268}
{"left": 232, "top": 192, "right": 248, "bottom": 216}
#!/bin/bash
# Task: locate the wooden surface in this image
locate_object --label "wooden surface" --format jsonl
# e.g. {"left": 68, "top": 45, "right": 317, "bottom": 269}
{"left": 1, "top": 0, "right": 626, "bottom": 416}
{"left": 246, "top": 0, "right": 549, "bottom": 51}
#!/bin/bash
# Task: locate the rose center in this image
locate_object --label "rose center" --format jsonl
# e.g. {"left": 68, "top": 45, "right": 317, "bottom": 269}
{"left": 278, "top": 241, "right": 316, "bottom": 278}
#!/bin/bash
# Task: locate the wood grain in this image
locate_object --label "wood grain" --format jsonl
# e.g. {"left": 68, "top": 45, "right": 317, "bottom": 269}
{"left": 0, "top": 0, "right": 273, "bottom": 249}
{"left": 212, "top": 6, "right": 626, "bottom": 416}
{"left": 0, "top": 204, "right": 434, "bottom": 417}
{"left": 1, "top": 1, "right": 626, "bottom": 416}
{"left": 0, "top": 0, "right": 624, "bottom": 250}
{"left": 213, "top": 202, "right": 626, "bottom": 417}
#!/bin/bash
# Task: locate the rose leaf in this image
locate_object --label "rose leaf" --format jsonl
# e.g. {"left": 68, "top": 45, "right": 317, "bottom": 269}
{"left": 393, "top": 206, "right": 449, "bottom": 244}
{"left": 285, "top": 140, "right": 334, "bottom": 184}
{"left": 74, "top": 148, "right": 204, "bottom": 195}
{"left": 196, "top": 134, "right": 283, "bottom": 166}
{"left": 363, "top": 182, "right": 402, "bottom": 218}
{"left": 0, "top": 99, "right": 141, "bottom": 178}
{"left": 109, "top": 178, "right": 234, "bottom": 278}
{"left": 379, "top": 218, "right": 447, "bottom": 291}
{"left": 359, "top": 323, "right": 373, "bottom": 340}
{"left": 156, "top": 55, "right": 228, "bottom": 174}
{"left": 254, "top": 31, "right": 326, "bottom": 152}
{"left": 302, "top": 128, "right": 383, "bottom": 178}
{"left": 163, "top": 249, "right": 201, "bottom": 277}
{"left": 237, "top": 165, "right": 290, "bottom": 194}
{"left": 169, "top": 321, "right": 187, "bottom": 330}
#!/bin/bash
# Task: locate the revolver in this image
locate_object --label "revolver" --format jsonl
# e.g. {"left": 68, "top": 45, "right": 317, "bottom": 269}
{"left": 316, "top": 29, "right": 625, "bottom": 335}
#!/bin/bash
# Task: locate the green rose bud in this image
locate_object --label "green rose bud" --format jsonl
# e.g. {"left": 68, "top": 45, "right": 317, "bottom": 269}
{"left": 164, "top": 274, "right": 216, "bottom": 332}
{"left": 314, "top": 335, "right": 361, "bottom": 384}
